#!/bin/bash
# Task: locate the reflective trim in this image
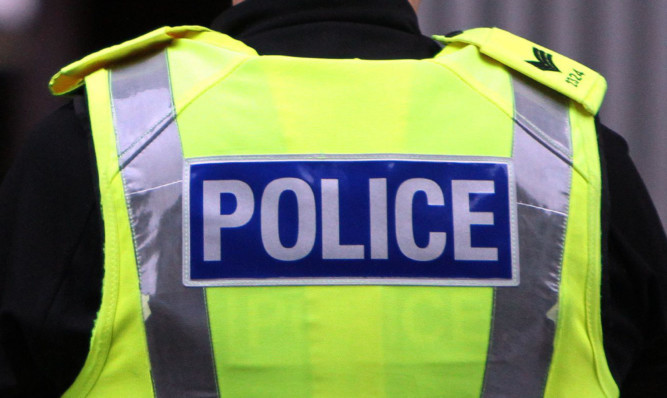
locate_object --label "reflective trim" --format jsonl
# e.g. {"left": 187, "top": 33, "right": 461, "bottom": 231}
{"left": 482, "top": 75, "right": 572, "bottom": 397}
{"left": 111, "top": 51, "right": 219, "bottom": 397}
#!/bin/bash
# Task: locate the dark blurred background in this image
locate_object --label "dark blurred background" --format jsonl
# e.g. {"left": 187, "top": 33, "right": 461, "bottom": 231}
{"left": 0, "top": 0, "right": 230, "bottom": 180}
{"left": 1, "top": 0, "right": 666, "bottom": 226}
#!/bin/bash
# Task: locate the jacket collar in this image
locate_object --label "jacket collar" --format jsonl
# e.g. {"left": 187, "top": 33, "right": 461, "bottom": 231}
{"left": 210, "top": 0, "right": 440, "bottom": 59}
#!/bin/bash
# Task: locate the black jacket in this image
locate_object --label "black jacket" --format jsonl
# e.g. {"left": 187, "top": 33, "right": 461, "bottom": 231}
{"left": 1, "top": 0, "right": 666, "bottom": 396}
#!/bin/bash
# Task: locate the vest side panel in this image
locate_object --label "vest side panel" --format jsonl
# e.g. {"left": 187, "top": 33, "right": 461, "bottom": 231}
{"left": 168, "top": 42, "right": 517, "bottom": 397}
{"left": 573, "top": 105, "right": 617, "bottom": 397}
{"left": 63, "top": 69, "right": 154, "bottom": 397}
{"left": 544, "top": 105, "right": 617, "bottom": 397}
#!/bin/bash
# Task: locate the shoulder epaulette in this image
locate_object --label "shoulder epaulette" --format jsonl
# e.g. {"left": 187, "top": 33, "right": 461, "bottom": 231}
{"left": 49, "top": 26, "right": 256, "bottom": 96}
{"left": 434, "top": 28, "right": 607, "bottom": 114}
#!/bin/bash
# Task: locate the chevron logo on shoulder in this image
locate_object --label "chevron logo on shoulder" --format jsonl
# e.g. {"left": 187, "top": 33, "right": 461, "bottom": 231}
{"left": 526, "top": 47, "right": 561, "bottom": 72}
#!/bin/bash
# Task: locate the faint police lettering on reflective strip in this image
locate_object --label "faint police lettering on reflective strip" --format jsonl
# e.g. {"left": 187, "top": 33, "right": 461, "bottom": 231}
{"left": 202, "top": 177, "right": 497, "bottom": 262}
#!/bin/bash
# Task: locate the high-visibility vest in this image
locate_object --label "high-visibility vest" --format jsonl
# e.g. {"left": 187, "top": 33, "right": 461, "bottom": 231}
{"left": 51, "top": 26, "right": 616, "bottom": 397}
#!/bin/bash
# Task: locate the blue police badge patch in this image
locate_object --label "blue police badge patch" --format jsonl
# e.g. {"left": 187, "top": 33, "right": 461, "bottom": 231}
{"left": 183, "top": 155, "right": 519, "bottom": 287}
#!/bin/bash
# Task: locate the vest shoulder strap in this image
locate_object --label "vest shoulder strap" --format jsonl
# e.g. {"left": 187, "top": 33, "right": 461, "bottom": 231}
{"left": 434, "top": 27, "right": 607, "bottom": 114}
{"left": 49, "top": 25, "right": 256, "bottom": 96}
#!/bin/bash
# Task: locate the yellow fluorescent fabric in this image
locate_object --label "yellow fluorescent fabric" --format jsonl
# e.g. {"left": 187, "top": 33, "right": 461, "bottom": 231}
{"left": 62, "top": 70, "right": 153, "bottom": 397}
{"left": 53, "top": 26, "right": 616, "bottom": 397}
{"left": 174, "top": 55, "right": 513, "bottom": 158}
{"left": 206, "top": 286, "right": 492, "bottom": 397}
{"left": 544, "top": 104, "right": 618, "bottom": 398}
{"left": 173, "top": 35, "right": 506, "bottom": 397}
{"left": 49, "top": 26, "right": 257, "bottom": 96}
{"left": 436, "top": 28, "right": 607, "bottom": 115}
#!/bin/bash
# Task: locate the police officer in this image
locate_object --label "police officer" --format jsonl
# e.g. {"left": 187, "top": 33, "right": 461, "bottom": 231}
{"left": 1, "top": 0, "right": 666, "bottom": 397}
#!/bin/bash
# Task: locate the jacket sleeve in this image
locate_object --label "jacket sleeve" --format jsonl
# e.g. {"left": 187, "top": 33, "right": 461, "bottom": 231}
{"left": 0, "top": 100, "right": 103, "bottom": 397}
{"left": 597, "top": 119, "right": 667, "bottom": 397}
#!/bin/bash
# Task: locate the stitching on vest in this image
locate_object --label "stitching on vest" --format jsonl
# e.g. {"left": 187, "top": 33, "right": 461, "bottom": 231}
{"left": 513, "top": 111, "right": 572, "bottom": 166}
{"left": 127, "top": 179, "right": 182, "bottom": 196}
{"left": 518, "top": 202, "right": 567, "bottom": 217}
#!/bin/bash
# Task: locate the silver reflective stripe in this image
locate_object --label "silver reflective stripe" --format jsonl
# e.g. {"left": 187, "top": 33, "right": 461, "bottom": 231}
{"left": 110, "top": 51, "right": 219, "bottom": 397}
{"left": 481, "top": 75, "right": 572, "bottom": 397}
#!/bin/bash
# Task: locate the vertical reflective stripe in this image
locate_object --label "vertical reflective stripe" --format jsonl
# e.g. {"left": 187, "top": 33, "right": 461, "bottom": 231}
{"left": 482, "top": 75, "right": 572, "bottom": 397}
{"left": 111, "top": 51, "right": 219, "bottom": 397}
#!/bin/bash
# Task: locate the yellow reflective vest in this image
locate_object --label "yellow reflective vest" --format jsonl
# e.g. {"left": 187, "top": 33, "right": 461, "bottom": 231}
{"left": 51, "top": 26, "right": 617, "bottom": 397}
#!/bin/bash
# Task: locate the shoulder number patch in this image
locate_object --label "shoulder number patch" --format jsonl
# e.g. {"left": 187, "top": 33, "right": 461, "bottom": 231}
{"left": 183, "top": 155, "right": 519, "bottom": 287}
